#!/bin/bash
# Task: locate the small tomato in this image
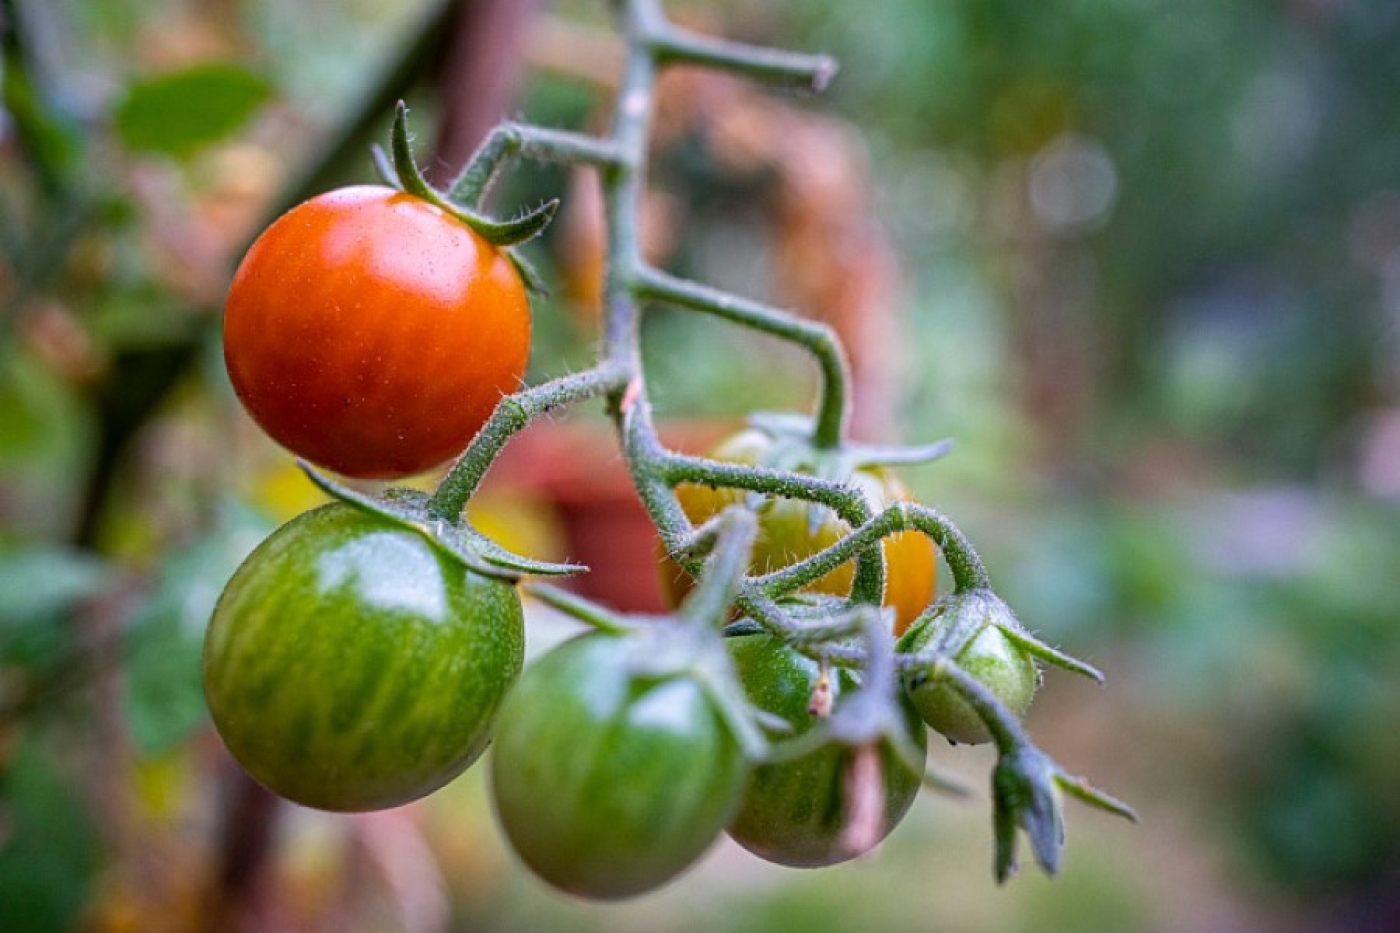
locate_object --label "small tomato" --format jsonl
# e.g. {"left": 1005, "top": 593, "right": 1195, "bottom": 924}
{"left": 489, "top": 632, "right": 747, "bottom": 900}
{"left": 223, "top": 185, "right": 530, "bottom": 479}
{"left": 726, "top": 634, "right": 926, "bottom": 867}
{"left": 898, "top": 592, "right": 1040, "bottom": 745}
{"left": 203, "top": 502, "right": 523, "bottom": 811}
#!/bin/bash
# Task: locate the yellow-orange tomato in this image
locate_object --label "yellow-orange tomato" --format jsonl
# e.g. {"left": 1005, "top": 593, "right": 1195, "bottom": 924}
{"left": 660, "top": 429, "right": 937, "bottom": 635}
{"left": 223, "top": 185, "right": 530, "bottom": 479}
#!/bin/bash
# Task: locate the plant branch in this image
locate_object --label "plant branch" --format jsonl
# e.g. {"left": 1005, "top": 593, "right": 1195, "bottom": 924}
{"left": 751, "top": 500, "right": 990, "bottom": 597}
{"left": 427, "top": 362, "right": 629, "bottom": 519}
{"left": 644, "top": 20, "right": 837, "bottom": 91}
{"left": 636, "top": 266, "right": 851, "bottom": 448}
{"left": 449, "top": 122, "right": 629, "bottom": 208}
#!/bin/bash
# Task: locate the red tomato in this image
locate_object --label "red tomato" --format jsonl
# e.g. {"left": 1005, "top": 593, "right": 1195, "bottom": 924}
{"left": 223, "top": 185, "right": 530, "bottom": 479}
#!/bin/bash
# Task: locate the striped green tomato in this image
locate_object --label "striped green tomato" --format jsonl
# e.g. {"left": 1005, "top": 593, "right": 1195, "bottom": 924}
{"left": 203, "top": 502, "right": 523, "bottom": 811}
{"left": 726, "top": 634, "right": 926, "bottom": 867}
{"left": 489, "top": 631, "right": 748, "bottom": 900}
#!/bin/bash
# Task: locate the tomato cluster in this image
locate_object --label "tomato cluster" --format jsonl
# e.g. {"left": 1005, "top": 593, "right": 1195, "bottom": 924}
{"left": 209, "top": 183, "right": 1054, "bottom": 899}
{"left": 204, "top": 434, "right": 1043, "bottom": 896}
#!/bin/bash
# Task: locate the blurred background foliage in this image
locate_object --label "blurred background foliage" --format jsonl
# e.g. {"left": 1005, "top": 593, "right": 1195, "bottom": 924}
{"left": 1, "top": 0, "right": 1398, "bottom": 931}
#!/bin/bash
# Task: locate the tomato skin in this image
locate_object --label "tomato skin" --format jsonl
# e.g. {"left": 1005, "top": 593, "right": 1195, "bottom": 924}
{"left": 662, "top": 429, "right": 937, "bottom": 634}
{"left": 725, "top": 634, "right": 926, "bottom": 867}
{"left": 898, "top": 612, "right": 1039, "bottom": 746}
{"left": 489, "top": 632, "right": 747, "bottom": 900}
{"left": 223, "top": 185, "right": 530, "bottom": 479}
{"left": 203, "top": 502, "right": 524, "bottom": 811}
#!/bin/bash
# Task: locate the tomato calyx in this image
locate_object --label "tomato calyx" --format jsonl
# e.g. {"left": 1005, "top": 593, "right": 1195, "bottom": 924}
{"left": 744, "top": 601, "right": 966, "bottom": 796}
{"left": 745, "top": 411, "right": 955, "bottom": 482}
{"left": 375, "top": 102, "right": 554, "bottom": 294}
{"left": 538, "top": 507, "right": 776, "bottom": 761}
{"left": 300, "top": 462, "right": 585, "bottom": 580}
{"left": 899, "top": 587, "right": 1104, "bottom": 684}
{"left": 992, "top": 742, "right": 1139, "bottom": 883}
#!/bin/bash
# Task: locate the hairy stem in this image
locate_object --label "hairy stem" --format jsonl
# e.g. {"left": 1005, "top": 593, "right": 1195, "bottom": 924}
{"left": 428, "top": 363, "right": 629, "bottom": 519}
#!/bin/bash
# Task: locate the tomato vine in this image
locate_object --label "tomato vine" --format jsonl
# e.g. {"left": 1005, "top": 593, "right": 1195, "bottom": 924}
{"left": 210, "top": 0, "right": 1136, "bottom": 898}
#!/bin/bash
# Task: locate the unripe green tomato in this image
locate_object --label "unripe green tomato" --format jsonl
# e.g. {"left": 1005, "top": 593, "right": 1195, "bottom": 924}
{"left": 661, "top": 429, "right": 937, "bottom": 635}
{"left": 489, "top": 632, "right": 748, "bottom": 900}
{"left": 899, "top": 616, "right": 1039, "bottom": 746}
{"left": 203, "top": 502, "right": 524, "bottom": 811}
{"left": 726, "top": 634, "right": 926, "bottom": 867}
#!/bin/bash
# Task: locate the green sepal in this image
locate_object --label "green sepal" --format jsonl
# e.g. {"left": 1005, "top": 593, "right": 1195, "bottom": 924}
{"left": 991, "top": 743, "right": 1136, "bottom": 883}
{"left": 507, "top": 248, "right": 550, "bottom": 296}
{"left": 474, "top": 199, "right": 559, "bottom": 246}
{"left": 388, "top": 101, "right": 445, "bottom": 207}
{"left": 388, "top": 101, "right": 559, "bottom": 249}
{"left": 370, "top": 143, "right": 397, "bottom": 188}
{"left": 998, "top": 624, "right": 1104, "bottom": 683}
{"left": 298, "top": 462, "right": 585, "bottom": 580}
{"left": 745, "top": 410, "right": 955, "bottom": 476}
{"left": 522, "top": 581, "right": 632, "bottom": 634}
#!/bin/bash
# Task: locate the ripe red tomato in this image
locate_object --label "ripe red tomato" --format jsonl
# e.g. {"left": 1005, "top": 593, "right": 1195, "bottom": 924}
{"left": 661, "top": 429, "right": 937, "bottom": 634}
{"left": 223, "top": 185, "right": 530, "bottom": 479}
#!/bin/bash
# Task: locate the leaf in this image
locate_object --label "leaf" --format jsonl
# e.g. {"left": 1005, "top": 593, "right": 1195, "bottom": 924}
{"left": 0, "top": 547, "right": 107, "bottom": 631}
{"left": 114, "top": 63, "right": 271, "bottom": 159}
{"left": 0, "top": 736, "right": 100, "bottom": 933}
{"left": 124, "top": 501, "right": 273, "bottom": 755}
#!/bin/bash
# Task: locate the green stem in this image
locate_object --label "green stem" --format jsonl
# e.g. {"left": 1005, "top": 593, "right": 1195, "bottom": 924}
{"left": 680, "top": 508, "right": 758, "bottom": 627}
{"left": 427, "top": 363, "right": 629, "bottom": 519}
{"left": 646, "top": 23, "right": 837, "bottom": 91}
{"left": 523, "top": 582, "right": 631, "bottom": 634}
{"left": 753, "top": 500, "right": 991, "bottom": 596}
{"left": 636, "top": 267, "right": 850, "bottom": 449}
{"left": 659, "top": 452, "right": 867, "bottom": 523}
{"left": 651, "top": 445, "right": 885, "bottom": 608}
{"left": 449, "top": 122, "right": 628, "bottom": 209}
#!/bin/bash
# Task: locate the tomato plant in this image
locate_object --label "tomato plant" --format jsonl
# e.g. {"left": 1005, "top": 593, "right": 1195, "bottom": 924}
{"left": 897, "top": 598, "right": 1040, "bottom": 746}
{"left": 222, "top": 185, "right": 531, "bottom": 480}
{"left": 489, "top": 631, "right": 748, "bottom": 900}
{"left": 193, "top": 1, "right": 1133, "bottom": 899}
{"left": 202, "top": 502, "right": 524, "bottom": 811}
{"left": 661, "top": 428, "right": 938, "bottom": 635}
{"left": 726, "top": 633, "right": 926, "bottom": 867}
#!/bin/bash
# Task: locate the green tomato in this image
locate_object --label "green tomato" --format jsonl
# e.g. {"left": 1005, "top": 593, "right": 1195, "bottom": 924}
{"left": 489, "top": 632, "right": 747, "bottom": 900}
{"left": 726, "top": 634, "right": 927, "bottom": 867}
{"left": 203, "top": 502, "right": 523, "bottom": 811}
{"left": 899, "top": 611, "right": 1039, "bottom": 746}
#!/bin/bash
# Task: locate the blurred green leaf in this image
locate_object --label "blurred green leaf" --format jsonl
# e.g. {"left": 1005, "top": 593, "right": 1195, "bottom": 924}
{"left": 113, "top": 63, "right": 271, "bottom": 159}
{"left": 0, "top": 545, "right": 106, "bottom": 625}
{"left": 0, "top": 734, "right": 99, "bottom": 933}
{"left": 124, "top": 501, "right": 272, "bottom": 755}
